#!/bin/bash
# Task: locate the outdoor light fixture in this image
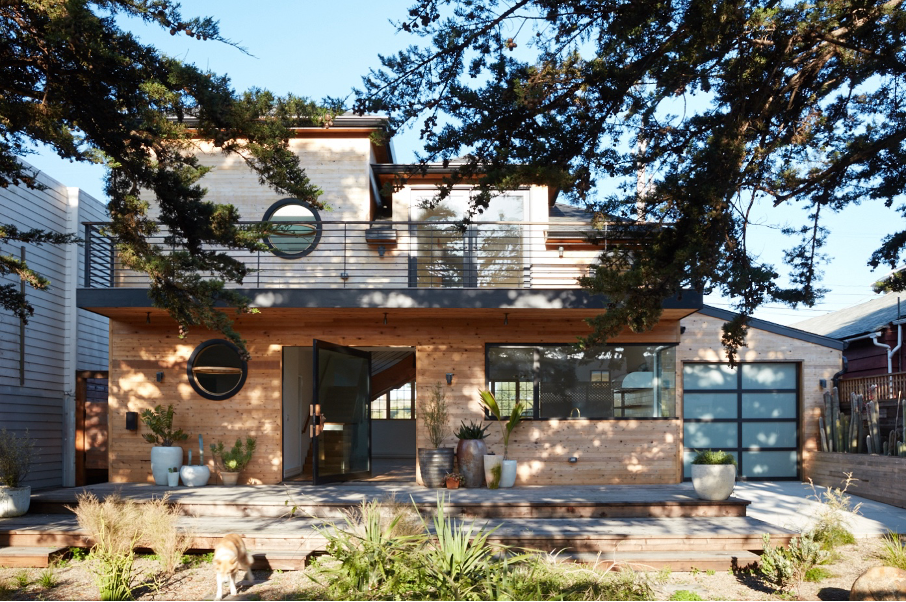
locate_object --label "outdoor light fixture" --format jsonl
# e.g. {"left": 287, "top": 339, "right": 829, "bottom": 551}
{"left": 378, "top": 245, "right": 386, "bottom": 257}
{"left": 504, "top": 313, "right": 509, "bottom": 325}
{"left": 558, "top": 246, "right": 564, "bottom": 258}
{"left": 446, "top": 373, "right": 454, "bottom": 385}
{"left": 156, "top": 372, "right": 164, "bottom": 382}
{"left": 383, "top": 313, "right": 388, "bottom": 325}
{"left": 146, "top": 312, "right": 151, "bottom": 324}
{"left": 126, "top": 411, "right": 138, "bottom": 431}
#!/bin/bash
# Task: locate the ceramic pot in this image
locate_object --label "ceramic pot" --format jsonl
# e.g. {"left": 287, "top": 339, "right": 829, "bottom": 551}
{"left": 418, "top": 448, "right": 454, "bottom": 488}
{"left": 167, "top": 471, "right": 179, "bottom": 487}
{"left": 445, "top": 476, "right": 461, "bottom": 489}
{"left": 150, "top": 447, "right": 183, "bottom": 485}
{"left": 455, "top": 439, "right": 487, "bottom": 488}
{"left": 691, "top": 464, "right": 737, "bottom": 500}
{"left": 0, "top": 485, "right": 31, "bottom": 518}
{"left": 499, "top": 460, "right": 518, "bottom": 488}
{"left": 179, "top": 465, "right": 210, "bottom": 487}
{"left": 220, "top": 471, "right": 240, "bottom": 486}
{"left": 483, "top": 454, "right": 503, "bottom": 489}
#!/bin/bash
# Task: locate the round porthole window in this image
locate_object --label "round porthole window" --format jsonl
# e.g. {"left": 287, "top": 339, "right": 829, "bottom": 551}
{"left": 186, "top": 339, "right": 248, "bottom": 400}
{"left": 263, "top": 198, "right": 322, "bottom": 258}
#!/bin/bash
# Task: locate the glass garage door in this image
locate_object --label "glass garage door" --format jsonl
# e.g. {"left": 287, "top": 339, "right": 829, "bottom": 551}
{"left": 682, "top": 363, "right": 799, "bottom": 480}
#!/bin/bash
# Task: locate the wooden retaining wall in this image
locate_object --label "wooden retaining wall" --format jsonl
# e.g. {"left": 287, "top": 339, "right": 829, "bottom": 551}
{"left": 804, "top": 451, "right": 906, "bottom": 509}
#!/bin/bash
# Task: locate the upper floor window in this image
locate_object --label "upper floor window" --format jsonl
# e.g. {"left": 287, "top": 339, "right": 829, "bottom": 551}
{"left": 263, "top": 198, "right": 322, "bottom": 258}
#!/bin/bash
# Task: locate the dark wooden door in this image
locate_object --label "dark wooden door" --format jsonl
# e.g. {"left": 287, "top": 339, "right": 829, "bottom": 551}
{"left": 76, "top": 372, "right": 109, "bottom": 486}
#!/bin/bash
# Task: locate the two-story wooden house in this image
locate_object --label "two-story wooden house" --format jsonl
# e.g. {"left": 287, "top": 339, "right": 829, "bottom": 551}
{"left": 77, "top": 116, "right": 844, "bottom": 486}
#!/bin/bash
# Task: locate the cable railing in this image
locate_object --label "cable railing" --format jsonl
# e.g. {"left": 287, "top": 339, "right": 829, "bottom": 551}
{"left": 82, "top": 219, "right": 647, "bottom": 290}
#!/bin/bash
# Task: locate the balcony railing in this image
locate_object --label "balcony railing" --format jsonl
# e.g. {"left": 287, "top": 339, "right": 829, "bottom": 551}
{"left": 82, "top": 219, "right": 646, "bottom": 290}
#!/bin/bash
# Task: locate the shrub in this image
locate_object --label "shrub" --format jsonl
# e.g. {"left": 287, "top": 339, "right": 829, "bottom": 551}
{"left": 0, "top": 428, "right": 36, "bottom": 487}
{"left": 69, "top": 492, "right": 145, "bottom": 600}
{"left": 142, "top": 494, "right": 192, "bottom": 575}
{"left": 759, "top": 532, "right": 828, "bottom": 596}
{"left": 806, "top": 475, "right": 860, "bottom": 550}
{"left": 804, "top": 566, "right": 833, "bottom": 582}
{"left": 878, "top": 532, "right": 906, "bottom": 570}
{"left": 37, "top": 567, "right": 58, "bottom": 589}
{"left": 478, "top": 390, "right": 525, "bottom": 460}
{"left": 691, "top": 449, "right": 737, "bottom": 466}
{"left": 210, "top": 437, "right": 257, "bottom": 472}
{"left": 139, "top": 405, "right": 188, "bottom": 447}
{"left": 422, "top": 383, "right": 450, "bottom": 448}
{"left": 669, "top": 590, "right": 704, "bottom": 601}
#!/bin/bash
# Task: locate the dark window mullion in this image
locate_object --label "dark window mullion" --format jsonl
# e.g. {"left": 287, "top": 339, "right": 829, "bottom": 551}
{"left": 533, "top": 348, "right": 541, "bottom": 420}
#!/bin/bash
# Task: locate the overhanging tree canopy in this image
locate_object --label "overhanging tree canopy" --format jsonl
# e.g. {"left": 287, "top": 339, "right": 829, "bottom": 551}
{"left": 1, "top": 0, "right": 338, "bottom": 356}
{"left": 356, "top": 0, "right": 906, "bottom": 361}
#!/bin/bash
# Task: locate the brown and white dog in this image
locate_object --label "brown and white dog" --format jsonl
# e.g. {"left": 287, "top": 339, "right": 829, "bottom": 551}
{"left": 213, "top": 533, "right": 254, "bottom": 601}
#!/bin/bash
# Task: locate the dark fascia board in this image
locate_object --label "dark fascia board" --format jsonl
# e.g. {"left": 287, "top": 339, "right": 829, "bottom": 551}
{"left": 175, "top": 114, "right": 390, "bottom": 130}
{"left": 372, "top": 163, "right": 466, "bottom": 176}
{"left": 78, "top": 287, "right": 702, "bottom": 312}
{"left": 698, "top": 305, "right": 846, "bottom": 350}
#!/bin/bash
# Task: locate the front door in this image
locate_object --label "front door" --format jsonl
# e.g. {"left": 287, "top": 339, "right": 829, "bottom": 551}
{"left": 312, "top": 340, "right": 372, "bottom": 484}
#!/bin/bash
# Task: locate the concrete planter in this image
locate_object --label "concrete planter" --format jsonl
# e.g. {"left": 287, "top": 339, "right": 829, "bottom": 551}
{"left": 691, "top": 464, "right": 737, "bottom": 500}
{"left": 418, "top": 448, "right": 454, "bottom": 488}
{"left": 179, "top": 465, "right": 210, "bottom": 487}
{"left": 0, "top": 486, "right": 31, "bottom": 518}
{"left": 220, "top": 471, "right": 240, "bottom": 486}
{"left": 500, "top": 460, "right": 517, "bottom": 488}
{"left": 150, "top": 446, "right": 183, "bottom": 486}
{"left": 455, "top": 439, "right": 488, "bottom": 488}
{"left": 167, "top": 471, "right": 179, "bottom": 487}
{"left": 484, "top": 455, "right": 503, "bottom": 489}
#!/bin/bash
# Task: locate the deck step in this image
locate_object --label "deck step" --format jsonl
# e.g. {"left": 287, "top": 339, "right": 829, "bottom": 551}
{"left": 562, "top": 550, "right": 762, "bottom": 572}
{"left": 250, "top": 550, "right": 308, "bottom": 571}
{"left": 0, "top": 546, "right": 69, "bottom": 568}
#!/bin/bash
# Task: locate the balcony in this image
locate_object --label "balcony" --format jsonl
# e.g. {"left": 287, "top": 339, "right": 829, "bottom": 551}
{"left": 82, "top": 220, "right": 650, "bottom": 291}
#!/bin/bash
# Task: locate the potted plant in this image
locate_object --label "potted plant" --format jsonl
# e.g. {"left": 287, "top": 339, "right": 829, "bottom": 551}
{"left": 0, "top": 429, "right": 36, "bottom": 518}
{"left": 479, "top": 390, "right": 525, "bottom": 489}
{"left": 418, "top": 382, "right": 453, "bottom": 488}
{"left": 140, "top": 405, "right": 188, "bottom": 485}
{"left": 167, "top": 467, "right": 180, "bottom": 487}
{"left": 444, "top": 472, "right": 464, "bottom": 489}
{"left": 690, "top": 449, "right": 737, "bottom": 501}
{"left": 454, "top": 420, "right": 489, "bottom": 488}
{"left": 210, "top": 437, "right": 257, "bottom": 486}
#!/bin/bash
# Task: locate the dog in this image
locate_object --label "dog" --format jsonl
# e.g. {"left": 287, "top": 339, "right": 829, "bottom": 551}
{"left": 212, "top": 533, "right": 254, "bottom": 601}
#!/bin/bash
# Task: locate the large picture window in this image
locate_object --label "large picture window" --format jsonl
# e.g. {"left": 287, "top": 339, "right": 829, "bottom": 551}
{"left": 371, "top": 382, "right": 415, "bottom": 420}
{"left": 486, "top": 344, "right": 677, "bottom": 419}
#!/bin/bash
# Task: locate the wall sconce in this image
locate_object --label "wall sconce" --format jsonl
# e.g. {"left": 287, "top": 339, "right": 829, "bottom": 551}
{"left": 445, "top": 373, "right": 454, "bottom": 385}
{"left": 377, "top": 245, "right": 386, "bottom": 258}
{"left": 819, "top": 378, "right": 827, "bottom": 389}
{"left": 558, "top": 246, "right": 564, "bottom": 258}
{"left": 156, "top": 372, "right": 164, "bottom": 382}
{"left": 504, "top": 313, "right": 509, "bottom": 325}
{"left": 126, "top": 411, "right": 138, "bottom": 431}
{"left": 383, "top": 312, "right": 388, "bottom": 325}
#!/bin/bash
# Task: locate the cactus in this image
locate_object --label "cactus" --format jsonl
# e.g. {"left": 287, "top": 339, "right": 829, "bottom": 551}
{"left": 841, "top": 414, "right": 850, "bottom": 453}
{"left": 857, "top": 394, "right": 867, "bottom": 453}
{"left": 818, "top": 416, "right": 828, "bottom": 452}
{"left": 823, "top": 391, "right": 834, "bottom": 452}
{"left": 832, "top": 387, "right": 844, "bottom": 452}
{"left": 884, "top": 441, "right": 889, "bottom": 455}
{"left": 867, "top": 434, "right": 873, "bottom": 455}
{"left": 872, "top": 400, "right": 883, "bottom": 454}
{"left": 889, "top": 429, "right": 898, "bottom": 457}
{"left": 899, "top": 441, "right": 906, "bottom": 457}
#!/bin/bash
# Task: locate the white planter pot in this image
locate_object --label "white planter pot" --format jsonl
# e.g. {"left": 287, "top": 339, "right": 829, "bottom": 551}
{"left": 484, "top": 455, "right": 503, "bottom": 489}
{"left": 179, "top": 465, "right": 210, "bottom": 487}
{"left": 499, "top": 460, "right": 517, "bottom": 488}
{"left": 691, "top": 464, "right": 737, "bottom": 501}
{"left": 0, "top": 485, "right": 31, "bottom": 518}
{"left": 167, "top": 472, "right": 179, "bottom": 487}
{"left": 220, "top": 471, "right": 240, "bottom": 486}
{"left": 150, "top": 446, "right": 183, "bottom": 486}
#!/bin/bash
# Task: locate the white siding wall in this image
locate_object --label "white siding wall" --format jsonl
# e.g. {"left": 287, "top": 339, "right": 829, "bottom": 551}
{"left": 0, "top": 163, "right": 108, "bottom": 488}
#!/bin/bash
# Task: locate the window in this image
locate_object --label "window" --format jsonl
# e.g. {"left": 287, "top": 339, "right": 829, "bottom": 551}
{"left": 186, "top": 339, "right": 248, "bottom": 400}
{"left": 371, "top": 382, "right": 415, "bottom": 420}
{"left": 485, "top": 344, "right": 677, "bottom": 419}
{"left": 262, "top": 198, "right": 322, "bottom": 258}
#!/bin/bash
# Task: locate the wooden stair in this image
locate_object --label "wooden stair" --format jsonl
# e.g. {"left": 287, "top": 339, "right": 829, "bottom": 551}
{"left": 0, "top": 546, "right": 69, "bottom": 568}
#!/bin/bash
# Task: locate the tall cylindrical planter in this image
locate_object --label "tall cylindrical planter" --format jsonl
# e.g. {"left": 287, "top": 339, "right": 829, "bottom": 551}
{"left": 691, "top": 464, "right": 737, "bottom": 501}
{"left": 0, "top": 486, "right": 31, "bottom": 518}
{"left": 500, "top": 460, "right": 517, "bottom": 488}
{"left": 456, "top": 439, "right": 488, "bottom": 488}
{"left": 484, "top": 454, "right": 503, "bottom": 489}
{"left": 418, "top": 447, "right": 454, "bottom": 488}
{"left": 150, "top": 446, "right": 183, "bottom": 486}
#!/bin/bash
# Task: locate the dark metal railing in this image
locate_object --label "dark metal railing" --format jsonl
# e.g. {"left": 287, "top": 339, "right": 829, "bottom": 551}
{"left": 81, "top": 220, "right": 640, "bottom": 290}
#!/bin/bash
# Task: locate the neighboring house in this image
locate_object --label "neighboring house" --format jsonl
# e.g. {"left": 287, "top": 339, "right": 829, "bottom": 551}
{"left": 0, "top": 162, "right": 109, "bottom": 489}
{"left": 794, "top": 293, "right": 906, "bottom": 381}
{"left": 76, "top": 116, "right": 842, "bottom": 486}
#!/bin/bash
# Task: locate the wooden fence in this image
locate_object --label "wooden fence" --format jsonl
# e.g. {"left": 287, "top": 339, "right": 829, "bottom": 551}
{"left": 838, "top": 372, "right": 906, "bottom": 402}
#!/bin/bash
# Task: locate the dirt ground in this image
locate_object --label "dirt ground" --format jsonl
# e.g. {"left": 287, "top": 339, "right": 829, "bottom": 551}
{"left": 0, "top": 538, "right": 885, "bottom": 601}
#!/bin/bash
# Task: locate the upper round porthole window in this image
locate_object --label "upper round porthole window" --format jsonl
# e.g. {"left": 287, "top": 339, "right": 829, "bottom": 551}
{"left": 263, "top": 198, "right": 322, "bottom": 258}
{"left": 187, "top": 339, "right": 248, "bottom": 400}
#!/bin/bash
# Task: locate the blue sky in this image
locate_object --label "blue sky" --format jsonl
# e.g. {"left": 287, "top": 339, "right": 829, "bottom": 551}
{"left": 23, "top": 0, "right": 899, "bottom": 327}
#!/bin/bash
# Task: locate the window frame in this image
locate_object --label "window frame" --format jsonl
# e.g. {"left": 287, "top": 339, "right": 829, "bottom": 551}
{"left": 682, "top": 361, "right": 800, "bottom": 481}
{"left": 186, "top": 339, "right": 249, "bottom": 401}
{"left": 484, "top": 343, "right": 678, "bottom": 421}
{"left": 371, "top": 381, "right": 416, "bottom": 420}
{"left": 262, "top": 198, "right": 323, "bottom": 259}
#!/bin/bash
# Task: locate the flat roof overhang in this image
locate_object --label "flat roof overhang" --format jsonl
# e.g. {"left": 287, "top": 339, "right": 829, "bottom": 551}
{"left": 78, "top": 287, "right": 702, "bottom": 321}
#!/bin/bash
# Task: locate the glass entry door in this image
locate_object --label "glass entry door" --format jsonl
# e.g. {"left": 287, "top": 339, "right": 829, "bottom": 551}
{"left": 312, "top": 340, "right": 371, "bottom": 484}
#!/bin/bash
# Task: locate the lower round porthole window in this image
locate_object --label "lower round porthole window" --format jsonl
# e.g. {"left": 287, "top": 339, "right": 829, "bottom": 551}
{"left": 187, "top": 340, "right": 248, "bottom": 400}
{"left": 263, "top": 198, "right": 322, "bottom": 258}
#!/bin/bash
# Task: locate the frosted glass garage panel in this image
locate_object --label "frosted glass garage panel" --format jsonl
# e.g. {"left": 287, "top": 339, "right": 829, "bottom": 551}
{"left": 741, "top": 364, "right": 796, "bottom": 390}
{"left": 742, "top": 422, "right": 798, "bottom": 449}
{"left": 684, "top": 393, "right": 738, "bottom": 419}
{"left": 741, "top": 451, "right": 798, "bottom": 478}
{"left": 684, "top": 422, "right": 738, "bottom": 449}
{"left": 741, "top": 392, "right": 796, "bottom": 419}
{"left": 683, "top": 450, "right": 738, "bottom": 479}
{"left": 684, "top": 364, "right": 737, "bottom": 390}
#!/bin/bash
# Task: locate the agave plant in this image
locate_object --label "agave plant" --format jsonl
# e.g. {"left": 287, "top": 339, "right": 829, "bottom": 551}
{"left": 478, "top": 390, "right": 525, "bottom": 460}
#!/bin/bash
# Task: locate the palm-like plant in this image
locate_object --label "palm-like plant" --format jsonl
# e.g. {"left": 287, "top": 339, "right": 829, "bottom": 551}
{"left": 478, "top": 390, "right": 525, "bottom": 461}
